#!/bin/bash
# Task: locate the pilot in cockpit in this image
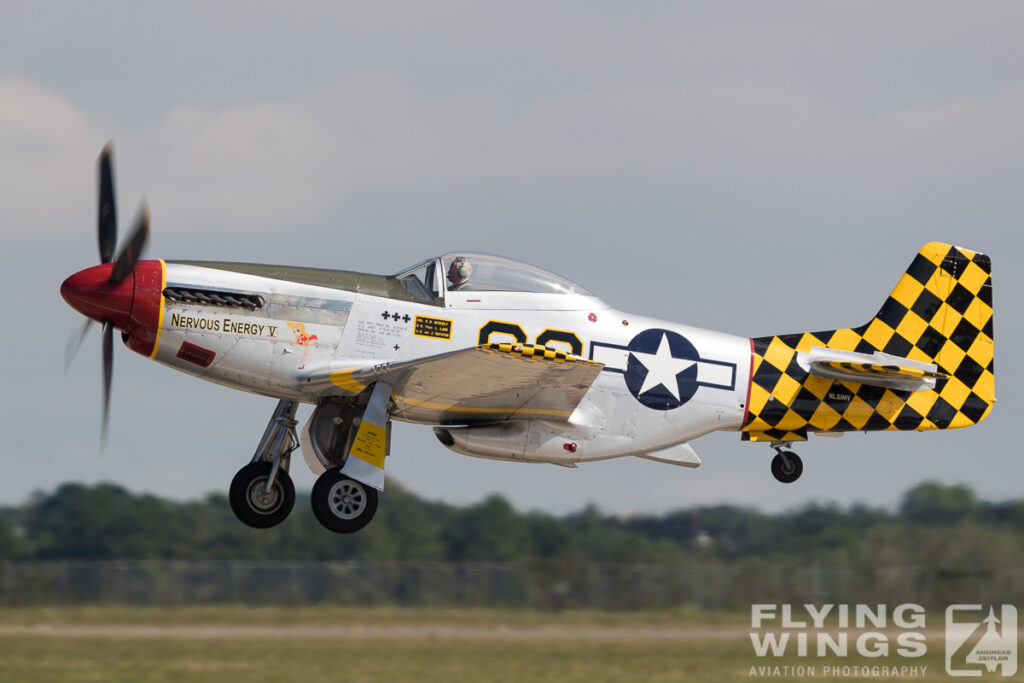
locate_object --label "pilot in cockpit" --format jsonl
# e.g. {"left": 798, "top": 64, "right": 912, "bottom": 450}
{"left": 447, "top": 256, "right": 472, "bottom": 290}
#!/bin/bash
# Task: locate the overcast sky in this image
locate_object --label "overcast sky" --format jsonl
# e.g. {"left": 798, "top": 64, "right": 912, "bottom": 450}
{"left": 2, "top": 2, "right": 1021, "bottom": 515}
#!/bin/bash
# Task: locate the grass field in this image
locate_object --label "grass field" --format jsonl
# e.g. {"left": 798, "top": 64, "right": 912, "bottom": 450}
{"left": 0, "top": 606, "right": 999, "bottom": 682}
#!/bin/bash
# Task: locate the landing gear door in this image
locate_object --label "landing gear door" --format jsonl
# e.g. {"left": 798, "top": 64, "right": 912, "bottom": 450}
{"left": 339, "top": 381, "right": 392, "bottom": 491}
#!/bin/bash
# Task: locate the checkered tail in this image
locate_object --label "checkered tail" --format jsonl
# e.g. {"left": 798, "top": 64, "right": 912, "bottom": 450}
{"left": 742, "top": 242, "right": 994, "bottom": 442}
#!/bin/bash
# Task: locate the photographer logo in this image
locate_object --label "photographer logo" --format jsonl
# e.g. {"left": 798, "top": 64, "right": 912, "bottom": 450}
{"left": 945, "top": 605, "right": 1017, "bottom": 677}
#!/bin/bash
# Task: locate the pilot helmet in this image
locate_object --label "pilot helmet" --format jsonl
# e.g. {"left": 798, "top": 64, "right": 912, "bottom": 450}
{"left": 448, "top": 256, "right": 472, "bottom": 286}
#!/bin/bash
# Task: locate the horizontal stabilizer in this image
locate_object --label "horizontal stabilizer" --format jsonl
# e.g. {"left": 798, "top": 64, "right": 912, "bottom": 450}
{"left": 800, "top": 346, "right": 946, "bottom": 392}
{"left": 329, "top": 343, "right": 603, "bottom": 424}
{"left": 636, "top": 442, "right": 701, "bottom": 468}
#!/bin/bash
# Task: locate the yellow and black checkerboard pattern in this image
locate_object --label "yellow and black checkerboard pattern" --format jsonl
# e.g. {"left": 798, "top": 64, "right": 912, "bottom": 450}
{"left": 742, "top": 242, "right": 994, "bottom": 443}
{"left": 487, "top": 342, "right": 594, "bottom": 364}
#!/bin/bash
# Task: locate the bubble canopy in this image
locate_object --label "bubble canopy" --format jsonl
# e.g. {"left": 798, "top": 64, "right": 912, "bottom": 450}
{"left": 395, "top": 252, "right": 594, "bottom": 297}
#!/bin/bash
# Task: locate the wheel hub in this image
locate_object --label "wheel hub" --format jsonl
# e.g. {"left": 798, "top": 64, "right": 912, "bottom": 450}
{"left": 247, "top": 478, "right": 281, "bottom": 512}
{"left": 328, "top": 480, "right": 366, "bottom": 520}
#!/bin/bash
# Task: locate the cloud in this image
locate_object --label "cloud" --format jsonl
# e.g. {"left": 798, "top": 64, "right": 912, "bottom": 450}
{"left": 0, "top": 77, "right": 102, "bottom": 235}
{"left": 872, "top": 82, "right": 1024, "bottom": 190}
{"left": 0, "top": 76, "right": 94, "bottom": 147}
{"left": 4, "top": 63, "right": 1024, "bottom": 248}
{"left": 133, "top": 100, "right": 331, "bottom": 232}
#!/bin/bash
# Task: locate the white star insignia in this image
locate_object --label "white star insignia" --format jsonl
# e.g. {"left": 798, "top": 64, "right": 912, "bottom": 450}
{"left": 631, "top": 333, "right": 695, "bottom": 400}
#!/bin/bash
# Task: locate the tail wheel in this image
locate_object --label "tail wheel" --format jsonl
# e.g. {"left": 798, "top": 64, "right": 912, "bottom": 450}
{"left": 770, "top": 451, "right": 803, "bottom": 484}
{"left": 311, "top": 468, "right": 379, "bottom": 534}
{"left": 229, "top": 461, "right": 295, "bottom": 528}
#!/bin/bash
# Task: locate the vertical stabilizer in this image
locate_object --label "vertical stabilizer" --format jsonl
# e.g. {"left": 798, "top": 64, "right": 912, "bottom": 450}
{"left": 743, "top": 243, "right": 994, "bottom": 442}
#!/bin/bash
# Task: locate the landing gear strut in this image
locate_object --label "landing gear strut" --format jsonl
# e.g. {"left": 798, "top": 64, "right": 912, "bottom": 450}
{"left": 770, "top": 444, "right": 803, "bottom": 484}
{"left": 229, "top": 399, "right": 299, "bottom": 528}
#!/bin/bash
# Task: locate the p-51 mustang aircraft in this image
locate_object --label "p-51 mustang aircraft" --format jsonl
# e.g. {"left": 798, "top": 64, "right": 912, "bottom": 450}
{"left": 61, "top": 145, "right": 995, "bottom": 533}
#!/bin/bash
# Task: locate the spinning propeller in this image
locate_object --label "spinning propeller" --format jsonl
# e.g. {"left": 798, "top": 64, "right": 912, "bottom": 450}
{"left": 62, "top": 143, "right": 150, "bottom": 448}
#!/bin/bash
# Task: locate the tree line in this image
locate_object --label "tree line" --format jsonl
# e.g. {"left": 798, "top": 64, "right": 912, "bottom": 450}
{"left": 1, "top": 480, "right": 1022, "bottom": 568}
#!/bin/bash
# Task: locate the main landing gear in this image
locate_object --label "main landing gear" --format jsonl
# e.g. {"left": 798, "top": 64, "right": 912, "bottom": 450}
{"left": 229, "top": 399, "right": 299, "bottom": 528}
{"left": 769, "top": 444, "right": 803, "bottom": 484}
{"left": 229, "top": 397, "right": 384, "bottom": 533}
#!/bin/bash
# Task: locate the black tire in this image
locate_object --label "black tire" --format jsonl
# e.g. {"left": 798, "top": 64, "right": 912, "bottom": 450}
{"left": 311, "top": 469, "right": 379, "bottom": 534}
{"left": 229, "top": 461, "right": 295, "bottom": 528}
{"left": 770, "top": 451, "right": 803, "bottom": 484}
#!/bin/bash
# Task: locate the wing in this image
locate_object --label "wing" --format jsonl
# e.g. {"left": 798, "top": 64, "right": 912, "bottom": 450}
{"left": 802, "top": 346, "right": 947, "bottom": 392}
{"left": 329, "top": 343, "right": 603, "bottom": 424}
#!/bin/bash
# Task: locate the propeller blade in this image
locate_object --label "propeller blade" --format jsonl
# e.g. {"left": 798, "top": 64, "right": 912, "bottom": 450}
{"left": 64, "top": 319, "right": 94, "bottom": 376}
{"left": 101, "top": 322, "right": 113, "bottom": 450}
{"left": 109, "top": 201, "right": 150, "bottom": 285}
{"left": 98, "top": 142, "right": 117, "bottom": 264}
